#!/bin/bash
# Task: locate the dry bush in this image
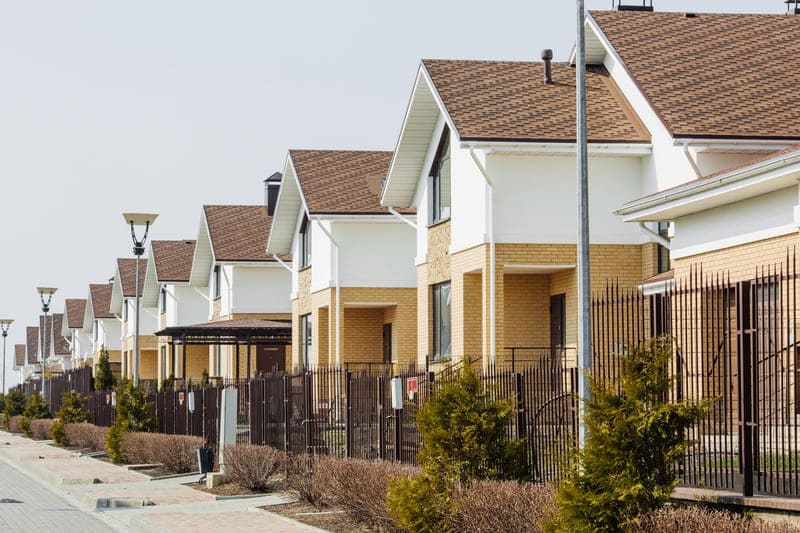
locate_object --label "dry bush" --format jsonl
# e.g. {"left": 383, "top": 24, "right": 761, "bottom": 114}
{"left": 122, "top": 432, "right": 204, "bottom": 473}
{"left": 30, "top": 419, "right": 54, "bottom": 440}
{"left": 447, "top": 479, "right": 557, "bottom": 532}
{"left": 286, "top": 453, "right": 331, "bottom": 506}
{"left": 7, "top": 416, "right": 23, "bottom": 433}
{"left": 315, "top": 456, "right": 420, "bottom": 531}
{"left": 64, "top": 423, "right": 108, "bottom": 451}
{"left": 633, "top": 506, "right": 800, "bottom": 533}
{"left": 224, "top": 445, "right": 286, "bottom": 492}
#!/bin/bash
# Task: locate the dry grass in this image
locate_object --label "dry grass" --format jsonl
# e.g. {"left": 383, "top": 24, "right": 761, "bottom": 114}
{"left": 64, "top": 423, "right": 108, "bottom": 452}
{"left": 123, "top": 432, "right": 204, "bottom": 473}
{"left": 447, "top": 479, "right": 557, "bottom": 532}
{"left": 632, "top": 506, "right": 800, "bottom": 533}
{"left": 223, "top": 445, "right": 286, "bottom": 492}
{"left": 29, "top": 419, "right": 54, "bottom": 440}
{"left": 7, "top": 416, "right": 23, "bottom": 434}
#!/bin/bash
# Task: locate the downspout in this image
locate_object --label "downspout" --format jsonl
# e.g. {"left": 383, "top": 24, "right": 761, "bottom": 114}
{"left": 221, "top": 266, "right": 233, "bottom": 317}
{"left": 682, "top": 141, "right": 703, "bottom": 180}
{"left": 468, "top": 147, "right": 497, "bottom": 367}
{"left": 314, "top": 217, "right": 341, "bottom": 369}
{"left": 638, "top": 222, "right": 671, "bottom": 249}
{"left": 272, "top": 254, "right": 293, "bottom": 272}
{"left": 387, "top": 207, "right": 417, "bottom": 230}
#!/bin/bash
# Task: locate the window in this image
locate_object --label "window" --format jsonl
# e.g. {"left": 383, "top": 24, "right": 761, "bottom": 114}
{"left": 432, "top": 282, "right": 452, "bottom": 360}
{"left": 122, "top": 299, "right": 128, "bottom": 321}
{"left": 430, "top": 128, "right": 451, "bottom": 224}
{"left": 301, "top": 314, "right": 312, "bottom": 369}
{"left": 160, "top": 346, "right": 167, "bottom": 380}
{"left": 215, "top": 345, "right": 222, "bottom": 376}
{"left": 299, "top": 216, "right": 312, "bottom": 268}
{"left": 213, "top": 265, "right": 221, "bottom": 299}
{"left": 657, "top": 222, "right": 671, "bottom": 274}
{"left": 160, "top": 287, "right": 167, "bottom": 314}
{"left": 94, "top": 320, "right": 99, "bottom": 342}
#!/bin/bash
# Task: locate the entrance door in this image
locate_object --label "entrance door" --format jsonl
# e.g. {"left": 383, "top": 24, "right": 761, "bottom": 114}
{"left": 550, "top": 294, "right": 566, "bottom": 358}
{"left": 256, "top": 345, "right": 285, "bottom": 374}
{"left": 383, "top": 323, "right": 393, "bottom": 363}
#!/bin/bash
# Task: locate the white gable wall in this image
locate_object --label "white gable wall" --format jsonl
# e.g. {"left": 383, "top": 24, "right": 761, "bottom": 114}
{"left": 96, "top": 319, "right": 121, "bottom": 351}
{"left": 166, "top": 285, "right": 208, "bottom": 327}
{"left": 335, "top": 221, "right": 416, "bottom": 287}
{"left": 232, "top": 265, "right": 292, "bottom": 314}
{"left": 672, "top": 187, "right": 798, "bottom": 260}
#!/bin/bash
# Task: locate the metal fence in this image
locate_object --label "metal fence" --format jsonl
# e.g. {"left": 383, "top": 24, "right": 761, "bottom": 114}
{"left": 592, "top": 253, "right": 800, "bottom": 498}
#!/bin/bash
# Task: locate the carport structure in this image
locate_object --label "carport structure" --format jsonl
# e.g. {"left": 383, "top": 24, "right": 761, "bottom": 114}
{"left": 155, "top": 318, "right": 292, "bottom": 382}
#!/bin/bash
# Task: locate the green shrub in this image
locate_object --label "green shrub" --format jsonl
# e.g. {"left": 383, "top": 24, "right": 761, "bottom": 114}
{"left": 105, "top": 381, "right": 155, "bottom": 463}
{"left": 387, "top": 364, "right": 527, "bottom": 532}
{"left": 94, "top": 347, "right": 115, "bottom": 391}
{"left": 51, "top": 391, "right": 90, "bottom": 446}
{"left": 21, "top": 393, "right": 51, "bottom": 437}
{"left": 547, "top": 337, "right": 711, "bottom": 533}
{"left": 3, "top": 389, "right": 25, "bottom": 428}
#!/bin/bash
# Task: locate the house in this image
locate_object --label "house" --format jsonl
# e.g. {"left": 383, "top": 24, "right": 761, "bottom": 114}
{"left": 14, "top": 344, "right": 25, "bottom": 383}
{"left": 173, "top": 203, "right": 292, "bottom": 380}
{"left": 62, "top": 299, "right": 90, "bottom": 368}
{"left": 110, "top": 258, "right": 158, "bottom": 382}
{"left": 141, "top": 239, "right": 208, "bottom": 385}
{"left": 267, "top": 150, "right": 417, "bottom": 370}
{"left": 83, "top": 283, "right": 121, "bottom": 375}
{"left": 380, "top": 56, "right": 654, "bottom": 369}
{"left": 24, "top": 326, "right": 39, "bottom": 382}
{"left": 42, "top": 313, "right": 71, "bottom": 373}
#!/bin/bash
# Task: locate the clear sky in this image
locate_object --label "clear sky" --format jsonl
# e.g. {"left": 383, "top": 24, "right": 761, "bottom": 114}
{"left": 0, "top": 0, "right": 785, "bottom": 390}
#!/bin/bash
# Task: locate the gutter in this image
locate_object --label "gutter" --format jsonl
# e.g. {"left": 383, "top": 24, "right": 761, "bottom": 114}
{"left": 314, "top": 217, "right": 342, "bottom": 369}
{"left": 467, "top": 146, "right": 496, "bottom": 367}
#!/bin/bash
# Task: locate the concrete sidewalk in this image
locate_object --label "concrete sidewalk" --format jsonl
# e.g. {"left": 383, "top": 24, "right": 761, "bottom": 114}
{"left": 0, "top": 430, "right": 325, "bottom": 532}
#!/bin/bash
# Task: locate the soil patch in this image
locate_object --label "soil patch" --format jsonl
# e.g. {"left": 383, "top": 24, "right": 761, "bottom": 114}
{"left": 266, "top": 501, "right": 374, "bottom": 532}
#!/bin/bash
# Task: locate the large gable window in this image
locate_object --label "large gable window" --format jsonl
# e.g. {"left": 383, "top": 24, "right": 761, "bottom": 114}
{"left": 299, "top": 215, "right": 312, "bottom": 269}
{"left": 213, "top": 265, "right": 222, "bottom": 299}
{"left": 430, "top": 128, "right": 451, "bottom": 225}
{"left": 301, "top": 314, "right": 312, "bottom": 369}
{"left": 432, "top": 282, "right": 452, "bottom": 360}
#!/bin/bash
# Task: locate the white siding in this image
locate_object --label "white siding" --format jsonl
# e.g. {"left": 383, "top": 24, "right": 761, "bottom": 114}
{"left": 335, "top": 221, "right": 417, "bottom": 287}
{"left": 232, "top": 265, "right": 292, "bottom": 314}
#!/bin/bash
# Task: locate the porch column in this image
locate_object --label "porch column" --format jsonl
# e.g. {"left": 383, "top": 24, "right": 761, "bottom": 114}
{"left": 246, "top": 334, "right": 251, "bottom": 379}
{"left": 235, "top": 341, "right": 240, "bottom": 381}
{"left": 182, "top": 341, "right": 187, "bottom": 381}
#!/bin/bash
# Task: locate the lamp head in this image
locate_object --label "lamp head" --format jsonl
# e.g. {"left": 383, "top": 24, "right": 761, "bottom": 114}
{"left": 0, "top": 319, "right": 12, "bottom": 336}
{"left": 36, "top": 287, "right": 58, "bottom": 312}
{"left": 123, "top": 212, "right": 158, "bottom": 256}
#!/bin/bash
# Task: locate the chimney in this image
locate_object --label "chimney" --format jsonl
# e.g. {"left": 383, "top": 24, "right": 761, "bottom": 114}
{"left": 264, "top": 172, "right": 282, "bottom": 216}
{"left": 615, "top": 0, "right": 653, "bottom": 11}
{"left": 542, "top": 49, "right": 553, "bottom": 85}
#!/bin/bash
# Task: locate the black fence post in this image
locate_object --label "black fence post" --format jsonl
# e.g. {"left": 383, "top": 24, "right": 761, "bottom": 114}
{"left": 394, "top": 405, "right": 402, "bottom": 463}
{"left": 378, "top": 376, "right": 386, "bottom": 461}
{"left": 282, "top": 375, "right": 290, "bottom": 454}
{"left": 304, "top": 372, "right": 313, "bottom": 455}
{"left": 515, "top": 372, "right": 526, "bottom": 440}
{"left": 345, "top": 371, "right": 353, "bottom": 459}
{"left": 737, "top": 280, "right": 755, "bottom": 498}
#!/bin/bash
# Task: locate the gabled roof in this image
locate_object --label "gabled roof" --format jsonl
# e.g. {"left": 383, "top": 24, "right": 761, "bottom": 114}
{"left": 589, "top": 11, "right": 800, "bottom": 140}
{"left": 204, "top": 205, "right": 274, "bottom": 262}
{"left": 26, "top": 326, "right": 39, "bottom": 362}
{"left": 14, "top": 344, "right": 25, "bottom": 368}
{"left": 142, "top": 240, "right": 196, "bottom": 307}
{"left": 39, "top": 315, "right": 53, "bottom": 358}
{"left": 51, "top": 314, "right": 70, "bottom": 355}
{"left": 423, "top": 60, "right": 649, "bottom": 143}
{"left": 152, "top": 240, "right": 195, "bottom": 282}
{"left": 64, "top": 299, "right": 87, "bottom": 332}
{"left": 617, "top": 144, "right": 800, "bottom": 221}
{"left": 110, "top": 258, "right": 148, "bottom": 314}
{"left": 89, "top": 284, "right": 114, "bottom": 319}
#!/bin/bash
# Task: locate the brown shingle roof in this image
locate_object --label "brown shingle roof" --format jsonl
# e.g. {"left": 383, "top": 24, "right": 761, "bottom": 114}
{"left": 203, "top": 205, "right": 274, "bottom": 262}
{"left": 65, "top": 299, "right": 87, "bottom": 330}
{"left": 90, "top": 284, "right": 114, "bottom": 319}
{"left": 422, "top": 60, "right": 649, "bottom": 143}
{"left": 117, "top": 258, "right": 148, "bottom": 297}
{"left": 51, "top": 314, "right": 70, "bottom": 355}
{"left": 590, "top": 11, "right": 800, "bottom": 140}
{"left": 39, "top": 315, "right": 53, "bottom": 358}
{"left": 14, "top": 344, "right": 25, "bottom": 367}
{"left": 151, "top": 240, "right": 196, "bottom": 282}
{"left": 290, "top": 150, "right": 406, "bottom": 214}
{"left": 26, "top": 326, "right": 39, "bottom": 361}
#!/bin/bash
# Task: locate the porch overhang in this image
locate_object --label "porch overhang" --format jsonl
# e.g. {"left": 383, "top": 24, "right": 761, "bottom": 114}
{"left": 155, "top": 318, "right": 292, "bottom": 346}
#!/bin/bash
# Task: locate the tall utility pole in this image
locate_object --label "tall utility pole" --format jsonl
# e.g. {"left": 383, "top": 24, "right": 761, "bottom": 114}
{"left": 576, "top": 0, "right": 592, "bottom": 450}
{"left": 0, "top": 320, "right": 13, "bottom": 393}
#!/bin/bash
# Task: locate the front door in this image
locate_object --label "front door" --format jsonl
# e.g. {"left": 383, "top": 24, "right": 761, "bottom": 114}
{"left": 383, "top": 323, "right": 393, "bottom": 363}
{"left": 550, "top": 294, "right": 566, "bottom": 358}
{"left": 256, "top": 345, "right": 285, "bottom": 374}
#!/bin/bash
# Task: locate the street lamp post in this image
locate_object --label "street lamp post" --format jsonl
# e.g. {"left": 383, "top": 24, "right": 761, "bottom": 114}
{"left": 123, "top": 213, "right": 158, "bottom": 387}
{"left": 0, "top": 319, "right": 13, "bottom": 393}
{"left": 36, "top": 287, "right": 57, "bottom": 400}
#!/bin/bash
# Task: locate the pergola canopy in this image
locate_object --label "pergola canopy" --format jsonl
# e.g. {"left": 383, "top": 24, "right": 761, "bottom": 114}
{"left": 156, "top": 318, "right": 292, "bottom": 346}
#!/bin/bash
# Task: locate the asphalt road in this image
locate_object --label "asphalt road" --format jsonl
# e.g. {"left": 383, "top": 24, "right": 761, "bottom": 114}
{"left": 0, "top": 461, "right": 110, "bottom": 532}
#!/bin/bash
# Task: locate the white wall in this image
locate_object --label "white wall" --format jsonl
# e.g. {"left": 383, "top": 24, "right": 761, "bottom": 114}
{"left": 96, "top": 319, "right": 121, "bottom": 351}
{"left": 672, "top": 187, "right": 798, "bottom": 259}
{"left": 232, "top": 265, "right": 292, "bottom": 314}
{"left": 171, "top": 285, "right": 208, "bottom": 327}
{"left": 449, "top": 136, "right": 488, "bottom": 253}
{"left": 411, "top": 116, "right": 446, "bottom": 265}
{"left": 309, "top": 221, "right": 333, "bottom": 293}
{"left": 695, "top": 152, "right": 764, "bottom": 177}
{"left": 125, "top": 299, "right": 159, "bottom": 336}
{"left": 335, "top": 221, "right": 417, "bottom": 287}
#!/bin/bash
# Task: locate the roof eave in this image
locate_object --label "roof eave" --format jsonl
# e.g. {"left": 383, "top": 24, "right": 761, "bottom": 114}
{"left": 266, "top": 154, "right": 306, "bottom": 256}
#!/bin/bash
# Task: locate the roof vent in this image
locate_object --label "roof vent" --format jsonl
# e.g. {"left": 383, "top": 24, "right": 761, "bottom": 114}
{"left": 264, "top": 172, "right": 282, "bottom": 216}
{"left": 684, "top": 12, "right": 697, "bottom": 18}
{"left": 541, "top": 49, "right": 553, "bottom": 85}
{"left": 788, "top": 1, "right": 800, "bottom": 14}
{"left": 614, "top": 0, "right": 653, "bottom": 12}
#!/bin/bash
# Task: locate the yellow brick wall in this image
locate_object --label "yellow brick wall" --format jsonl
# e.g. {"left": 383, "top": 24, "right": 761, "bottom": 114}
{"left": 503, "top": 274, "right": 551, "bottom": 348}
{"left": 673, "top": 233, "right": 799, "bottom": 282}
{"left": 416, "top": 265, "right": 429, "bottom": 366}
{"left": 642, "top": 242, "right": 660, "bottom": 280}
{"left": 140, "top": 349, "right": 158, "bottom": 380}
{"left": 343, "top": 308, "right": 384, "bottom": 362}
{"left": 427, "top": 221, "right": 451, "bottom": 284}
{"left": 159, "top": 313, "right": 167, "bottom": 330}
{"left": 212, "top": 298, "right": 222, "bottom": 321}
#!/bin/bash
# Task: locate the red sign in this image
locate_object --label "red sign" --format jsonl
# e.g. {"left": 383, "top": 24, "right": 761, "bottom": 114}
{"left": 407, "top": 377, "right": 419, "bottom": 398}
